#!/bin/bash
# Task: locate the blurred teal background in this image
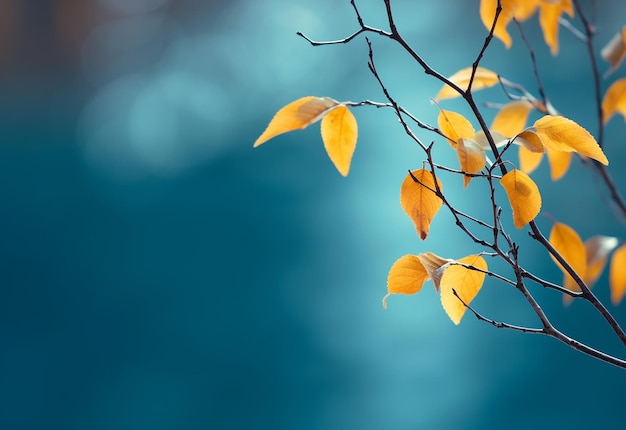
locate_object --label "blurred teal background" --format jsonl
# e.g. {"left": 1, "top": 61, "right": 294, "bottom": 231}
{"left": 1, "top": 0, "right": 626, "bottom": 429}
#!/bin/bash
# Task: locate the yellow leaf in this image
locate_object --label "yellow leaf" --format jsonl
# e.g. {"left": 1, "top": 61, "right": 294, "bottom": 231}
{"left": 609, "top": 243, "right": 626, "bottom": 305}
{"left": 601, "top": 26, "right": 626, "bottom": 73}
{"left": 584, "top": 236, "right": 618, "bottom": 287}
{"left": 400, "top": 169, "right": 443, "bottom": 240}
{"left": 491, "top": 100, "right": 535, "bottom": 137}
{"left": 456, "top": 138, "right": 486, "bottom": 188}
{"left": 254, "top": 96, "right": 339, "bottom": 147}
{"left": 534, "top": 115, "right": 608, "bottom": 165}
{"left": 440, "top": 255, "right": 488, "bottom": 325}
{"left": 382, "top": 255, "right": 429, "bottom": 309}
{"left": 545, "top": 147, "right": 572, "bottom": 181}
{"left": 549, "top": 222, "right": 587, "bottom": 294}
{"left": 513, "top": 129, "right": 545, "bottom": 153}
{"left": 519, "top": 145, "right": 544, "bottom": 174}
{"left": 602, "top": 77, "right": 626, "bottom": 124}
{"left": 436, "top": 67, "right": 499, "bottom": 100}
{"left": 500, "top": 169, "right": 542, "bottom": 228}
{"left": 320, "top": 105, "right": 358, "bottom": 176}
{"left": 417, "top": 252, "right": 452, "bottom": 292}
{"left": 480, "top": 0, "right": 540, "bottom": 49}
{"left": 539, "top": 0, "right": 573, "bottom": 55}
{"left": 438, "top": 109, "right": 475, "bottom": 146}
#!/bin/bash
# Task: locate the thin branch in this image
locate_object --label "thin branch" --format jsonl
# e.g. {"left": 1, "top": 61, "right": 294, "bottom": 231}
{"left": 467, "top": 0, "right": 502, "bottom": 92}
{"left": 452, "top": 289, "right": 545, "bottom": 334}
{"left": 296, "top": 0, "right": 391, "bottom": 46}
{"left": 521, "top": 269, "right": 584, "bottom": 297}
{"left": 513, "top": 18, "right": 548, "bottom": 107}
{"left": 529, "top": 221, "right": 626, "bottom": 347}
{"left": 345, "top": 100, "right": 438, "bottom": 134}
{"left": 593, "top": 164, "right": 626, "bottom": 220}
{"left": 571, "top": 0, "right": 626, "bottom": 220}
{"left": 456, "top": 276, "right": 626, "bottom": 367}
{"left": 559, "top": 16, "right": 587, "bottom": 42}
{"left": 450, "top": 262, "right": 517, "bottom": 287}
{"left": 572, "top": 0, "right": 604, "bottom": 147}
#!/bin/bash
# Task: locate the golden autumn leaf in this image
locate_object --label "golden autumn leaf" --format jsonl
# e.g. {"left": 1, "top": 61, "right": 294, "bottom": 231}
{"left": 456, "top": 138, "right": 486, "bottom": 187}
{"left": 491, "top": 100, "right": 535, "bottom": 137}
{"left": 382, "top": 254, "right": 429, "bottom": 309}
{"left": 519, "top": 145, "right": 544, "bottom": 174}
{"left": 500, "top": 169, "right": 542, "bottom": 228}
{"left": 609, "top": 243, "right": 626, "bottom": 305}
{"left": 602, "top": 78, "right": 626, "bottom": 124}
{"left": 584, "top": 236, "right": 618, "bottom": 288}
{"left": 440, "top": 255, "right": 488, "bottom": 325}
{"left": 534, "top": 115, "right": 608, "bottom": 165}
{"left": 480, "top": 0, "right": 540, "bottom": 49}
{"left": 513, "top": 129, "right": 545, "bottom": 153}
{"left": 417, "top": 252, "right": 452, "bottom": 292}
{"left": 320, "top": 105, "right": 358, "bottom": 176}
{"left": 545, "top": 147, "right": 572, "bottom": 181}
{"left": 601, "top": 26, "right": 626, "bottom": 74}
{"left": 438, "top": 109, "right": 475, "bottom": 146}
{"left": 549, "top": 222, "right": 587, "bottom": 294}
{"left": 254, "top": 96, "right": 339, "bottom": 147}
{"left": 539, "top": 0, "right": 574, "bottom": 56}
{"left": 436, "top": 67, "right": 500, "bottom": 100}
{"left": 400, "top": 169, "right": 443, "bottom": 240}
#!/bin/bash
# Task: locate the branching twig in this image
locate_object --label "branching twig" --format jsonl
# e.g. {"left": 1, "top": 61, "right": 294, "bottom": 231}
{"left": 294, "top": 0, "right": 626, "bottom": 369}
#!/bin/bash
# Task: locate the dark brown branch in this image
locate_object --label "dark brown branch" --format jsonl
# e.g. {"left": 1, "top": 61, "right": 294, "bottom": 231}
{"left": 521, "top": 269, "right": 584, "bottom": 297}
{"left": 573, "top": 0, "right": 604, "bottom": 147}
{"left": 452, "top": 289, "right": 545, "bottom": 334}
{"left": 529, "top": 221, "right": 626, "bottom": 347}
{"left": 467, "top": 0, "right": 503, "bottom": 92}
{"left": 513, "top": 18, "right": 548, "bottom": 108}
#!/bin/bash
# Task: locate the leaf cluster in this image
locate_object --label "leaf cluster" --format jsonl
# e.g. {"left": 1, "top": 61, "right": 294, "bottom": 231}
{"left": 253, "top": 0, "right": 626, "bottom": 368}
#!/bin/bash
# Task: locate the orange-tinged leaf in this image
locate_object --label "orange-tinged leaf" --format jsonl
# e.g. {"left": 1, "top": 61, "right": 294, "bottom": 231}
{"left": 417, "top": 252, "right": 452, "bottom": 292}
{"left": 609, "top": 243, "right": 626, "bottom": 305}
{"left": 254, "top": 96, "right": 339, "bottom": 147}
{"left": 539, "top": 3, "right": 562, "bottom": 55}
{"left": 534, "top": 115, "right": 608, "bottom": 165}
{"left": 519, "top": 145, "right": 544, "bottom": 174}
{"left": 601, "top": 26, "right": 626, "bottom": 74}
{"left": 440, "top": 255, "right": 488, "bottom": 325}
{"left": 584, "top": 236, "right": 618, "bottom": 287}
{"left": 480, "top": 0, "right": 540, "bottom": 49}
{"left": 456, "top": 138, "right": 486, "bottom": 187}
{"left": 602, "top": 77, "right": 626, "bottom": 124}
{"left": 549, "top": 222, "right": 587, "bottom": 294}
{"left": 320, "top": 105, "right": 358, "bottom": 176}
{"left": 500, "top": 169, "right": 542, "bottom": 228}
{"left": 513, "top": 129, "right": 545, "bottom": 153}
{"left": 400, "top": 169, "right": 443, "bottom": 240}
{"left": 382, "top": 255, "right": 429, "bottom": 309}
{"left": 438, "top": 109, "right": 475, "bottom": 146}
{"left": 545, "top": 147, "right": 572, "bottom": 181}
{"left": 436, "top": 67, "right": 499, "bottom": 100}
{"left": 491, "top": 100, "right": 534, "bottom": 137}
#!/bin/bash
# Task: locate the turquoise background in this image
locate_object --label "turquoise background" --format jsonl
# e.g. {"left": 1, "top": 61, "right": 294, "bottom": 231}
{"left": 1, "top": 1, "right": 626, "bottom": 429}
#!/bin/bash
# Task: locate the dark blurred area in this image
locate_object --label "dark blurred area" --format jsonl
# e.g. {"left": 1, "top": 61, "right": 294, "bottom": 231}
{"left": 1, "top": 1, "right": 626, "bottom": 429}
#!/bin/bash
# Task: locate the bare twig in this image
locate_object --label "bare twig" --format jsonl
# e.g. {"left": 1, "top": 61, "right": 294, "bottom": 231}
{"left": 513, "top": 18, "right": 548, "bottom": 108}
